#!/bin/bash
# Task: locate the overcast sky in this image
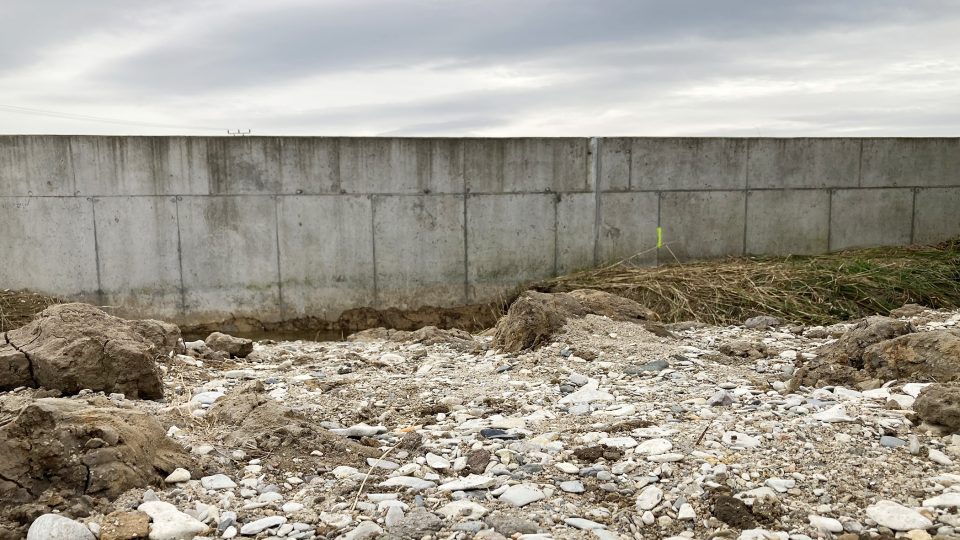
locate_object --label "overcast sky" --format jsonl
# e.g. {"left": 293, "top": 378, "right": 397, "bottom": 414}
{"left": 1, "top": 0, "right": 959, "bottom": 136}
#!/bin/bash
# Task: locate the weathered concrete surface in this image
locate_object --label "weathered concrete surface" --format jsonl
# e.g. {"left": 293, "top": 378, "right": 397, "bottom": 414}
{"left": 373, "top": 195, "right": 466, "bottom": 309}
{"left": 630, "top": 138, "right": 748, "bottom": 190}
{"left": 467, "top": 194, "right": 555, "bottom": 301}
{"left": 596, "top": 192, "right": 658, "bottom": 266}
{"left": 94, "top": 196, "right": 182, "bottom": 320}
{"left": 746, "top": 138, "right": 859, "bottom": 189}
{"left": 660, "top": 191, "right": 746, "bottom": 260}
{"left": 1, "top": 136, "right": 958, "bottom": 325}
{"left": 277, "top": 195, "right": 375, "bottom": 320}
{"left": 0, "top": 197, "right": 99, "bottom": 299}
{"left": 830, "top": 188, "right": 914, "bottom": 251}
{"left": 746, "top": 190, "right": 830, "bottom": 255}
{"left": 177, "top": 196, "right": 281, "bottom": 323}
{"left": 861, "top": 138, "right": 960, "bottom": 187}
{"left": 913, "top": 187, "right": 960, "bottom": 245}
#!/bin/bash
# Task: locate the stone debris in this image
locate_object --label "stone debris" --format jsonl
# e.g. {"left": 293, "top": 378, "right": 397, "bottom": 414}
{"left": 204, "top": 332, "right": 254, "bottom": 358}
{"left": 2, "top": 302, "right": 960, "bottom": 540}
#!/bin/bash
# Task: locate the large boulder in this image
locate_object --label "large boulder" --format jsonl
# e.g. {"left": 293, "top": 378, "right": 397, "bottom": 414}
{"left": 913, "top": 383, "right": 960, "bottom": 433}
{"left": 493, "top": 290, "right": 660, "bottom": 352}
{"left": 789, "top": 316, "right": 915, "bottom": 390}
{"left": 204, "top": 332, "right": 253, "bottom": 358}
{"left": 862, "top": 330, "right": 960, "bottom": 382}
{"left": 0, "top": 396, "right": 191, "bottom": 510}
{"left": 0, "top": 304, "right": 181, "bottom": 399}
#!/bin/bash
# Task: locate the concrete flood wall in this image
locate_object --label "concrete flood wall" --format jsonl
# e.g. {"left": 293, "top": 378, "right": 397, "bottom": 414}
{"left": 1, "top": 136, "right": 958, "bottom": 325}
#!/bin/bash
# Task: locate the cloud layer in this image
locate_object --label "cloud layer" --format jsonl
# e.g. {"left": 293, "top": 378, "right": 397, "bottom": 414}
{"left": 2, "top": 0, "right": 959, "bottom": 135}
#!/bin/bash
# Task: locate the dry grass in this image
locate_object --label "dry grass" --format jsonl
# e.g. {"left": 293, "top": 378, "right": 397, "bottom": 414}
{"left": 535, "top": 239, "right": 960, "bottom": 326}
{"left": 0, "top": 289, "right": 60, "bottom": 332}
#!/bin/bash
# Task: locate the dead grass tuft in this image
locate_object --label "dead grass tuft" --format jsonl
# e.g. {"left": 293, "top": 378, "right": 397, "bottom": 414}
{"left": 0, "top": 289, "right": 61, "bottom": 332}
{"left": 535, "top": 239, "right": 960, "bottom": 326}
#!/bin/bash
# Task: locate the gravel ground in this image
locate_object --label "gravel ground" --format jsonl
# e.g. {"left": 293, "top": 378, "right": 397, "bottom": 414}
{"left": 17, "top": 308, "right": 960, "bottom": 540}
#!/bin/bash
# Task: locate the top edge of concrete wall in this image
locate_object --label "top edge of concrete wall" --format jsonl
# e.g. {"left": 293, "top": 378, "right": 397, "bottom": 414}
{"left": 2, "top": 135, "right": 960, "bottom": 140}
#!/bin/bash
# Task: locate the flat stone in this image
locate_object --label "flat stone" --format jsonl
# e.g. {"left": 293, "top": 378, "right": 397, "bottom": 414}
{"left": 499, "top": 485, "right": 545, "bottom": 507}
{"left": 240, "top": 516, "right": 286, "bottom": 536}
{"left": 137, "top": 502, "right": 208, "bottom": 540}
{"left": 923, "top": 493, "right": 960, "bottom": 507}
{"left": 27, "top": 515, "right": 96, "bottom": 540}
{"left": 343, "top": 521, "right": 383, "bottom": 540}
{"left": 564, "top": 518, "right": 605, "bottom": 530}
{"left": 438, "top": 500, "right": 489, "bottom": 520}
{"left": 366, "top": 457, "right": 399, "bottom": 470}
{"left": 560, "top": 480, "right": 585, "bottom": 493}
{"left": 200, "top": 474, "right": 236, "bottom": 490}
{"left": 425, "top": 452, "right": 450, "bottom": 469}
{"left": 636, "top": 486, "right": 663, "bottom": 511}
{"left": 765, "top": 478, "right": 796, "bottom": 493}
{"left": 929, "top": 449, "right": 954, "bottom": 465}
{"left": 880, "top": 436, "right": 907, "bottom": 448}
{"left": 865, "top": 500, "right": 933, "bottom": 531}
{"left": 808, "top": 515, "right": 843, "bottom": 533}
{"left": 331, "top": 423, "right": 387, "bottom": 437}
{"left": 164, "top": 468, "right": 191, "bottom": 484}
{"left": 678, "top": 504, "right": 696, "bottom": 520}
{"left": 812, "top": 404, "right": 856, "bottom": 423}
{"left": 379, "top": 476, "right": 437, "bottom": 490}
{"left": 636, "top": 438, "right": 672, "bottom": 455}
{"left": 438, "top": 474, "right": 496, "bottom": 491}
{"left": 722, "top": 431, "right": 761, "bottom": 449}
{"left": 281, "top": 502, "right": 304, "bottom": 513}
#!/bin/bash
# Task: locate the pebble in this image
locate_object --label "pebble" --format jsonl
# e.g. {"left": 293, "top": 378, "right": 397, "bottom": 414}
{"left": 564, "top": 517, "right": 605, "bottom": 530}
{"left": 343, "top": 521, "right": 383, "bottom": 540}
{"left": 923, "top": 493, "right": 960, "bottom": 507}
{"left": 865, "top": 500, "right": 933, "bottom": 531}
{"left": 677, "top": 503, "right": 696, "bottom": 520}
{"left": 438, "top": 500, "right": 489, "bottom": 519}
{"left": 438, "top": 474, "right": 496, "bottom": 491}
{"left": 380, "top": 476, "right": 437, "bottom": 490}
{"left": 137, "top": 501, "right": 208, "bottom": 540}
{"left": 200, "top": 474, "right": 237, "bottom": 490}
{"left": 164, "top": 468, "right": 191, "bottom": 483}
{"left": 808, "top": 515, "right": 843, "bottom": 533}
{"left": 27, "top": 515, "right": 96, "bottom": 540}
{"left": 499, "top": 484, "right": 545, "bottom": 507}
{"left": 331, "top": 423, "right": 387, "bottom": 437}
{"left": 636, "top": 485, "right": 663, "bottom": 510}
{"left": 559, "top": 480, "right": 585, "bottom": 493}
{"left": 880, "top": 436, "right": 907, "bottom": 448}
{"left": 929, "top": 448, "right": 953, "bottom": 465}
{"left": 636, "top": 438, "right": 672, "bottom": 455}
{"left": 426, "top": 452, "right": 451, "bottom": 469}
{"left": 281, "top": 502, "right": 304, "bottom": 513}
{"left": 239, "top": 516, "right": 286, "bottom": 536}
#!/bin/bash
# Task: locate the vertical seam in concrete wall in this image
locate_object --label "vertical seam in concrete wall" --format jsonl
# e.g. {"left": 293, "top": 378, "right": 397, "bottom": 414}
{"left": 910, "top": 188, "right": 918, "bottom": 244}
{"left": 273, "top": 196, "right": 285, "bottom": 319}
{"left": 68, "top": 137, "right": 78, "bottom": 195}
{"left": 371, "top": 195, "right": 379, "bottom": 306}
{"left": 627, "top": 139, "right": 633, "bottom": 191}
{"left": 591, "top": 137, "right": 601, "bottom": 266}
{"left": 553, "top": 194, "right": 559, "bottom": 277}
{"left": 174, "top": 196, "right": 187, "bottom": 317}
{"left": 90, "top": 198, "right": 104, "bottom": 305}
{"left": 656, "top": 192, "right": 662, "bottom": 267}
{"left": 857, "top": 139, "right": 864, "bottom": 188}
{"left": 827, "top": 189, "right": 834, "bottom": 251}
{"left": 462, "top": 153, "right": 470, "bottom": 302}
{"left": 742, "top": 142, "right": 750, "bottom": 256}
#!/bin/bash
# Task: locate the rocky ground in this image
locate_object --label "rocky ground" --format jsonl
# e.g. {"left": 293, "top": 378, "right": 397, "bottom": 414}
{"left": 2, "top": 299, "right": 959, "bottom": 540}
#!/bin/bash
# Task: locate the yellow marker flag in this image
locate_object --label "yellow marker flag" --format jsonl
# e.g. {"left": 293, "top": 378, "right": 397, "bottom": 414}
{"left": 657, "top": 227, "right": 662, "bottom": 248}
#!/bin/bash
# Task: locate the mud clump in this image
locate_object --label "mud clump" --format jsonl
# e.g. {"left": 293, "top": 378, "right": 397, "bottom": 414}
{"left": 0, "top": 304, "right": 181, "bottom": 399}
{"left": 208, "top": 381, "right": 380, "bottom": 466}
{"left": 0, "top": 395, "right": 191, "bottom": 521}
{"left": 204, "top": 332, "right": 253, "bottom": 358}
{"left": 789, "top": 316, "right": 916, "bottom": 390}
{"left": 349, "top": 326, "right": 483, "bottom": 352}
{"left": 493, "top": 289, "right": 660, "bottom": 352}
{"left": 914, "top": 383, "right": 960, "bottom": 433}
{"left": 862, "top": 329, "right": 960, "bottom": 382}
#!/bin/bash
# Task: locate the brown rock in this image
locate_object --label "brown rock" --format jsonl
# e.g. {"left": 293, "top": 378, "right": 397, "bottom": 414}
{"left": 204, "top": 332, "right": 253, "bottom": 358}
{"left": 862, "top": 330, "right": 960, "bottom": 382}
{"left": 914, "top": 383, "right": 960, "bottom": 433}
{"left": 100, "top": 511, "right": 149, "bottom": 540}
{"left": 889, "top": 303, "right": 927, "bottom": 318}
{"left": 464, "top": 449, "right": 491, "bottom": 474}
{"left": 0, "top": 396, "right": 190, "bottom": 511}
{"left": 493, "top": 290, "right": 659, "bottom": 352}
{"left": 1, "top": 303, "right": 180, "bottom": 399}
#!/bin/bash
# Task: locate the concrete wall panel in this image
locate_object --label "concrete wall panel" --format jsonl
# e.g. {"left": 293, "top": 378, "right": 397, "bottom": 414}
{"left": 177, "top": 196, "right": 281, "bottom": 322}
{"left": 0, "top": 136, "right": 74, "bottom": 196}
{"left": 747, "top": 138, "right": 860, "bottom": 189}
{"left": 278, "top": 138, "right": 340, "bottom": 194}
{"left": 631, "top": 138, "right": 747, "bottom": 191}
{"left": 465, "top": 139, "right": 590, "bottom": 193}
{"left": 467, "top": 193, "right": 556, "bottom": 301}
{"left": 830, "top": 188, "right": 914, "bottom": 250}
{"left": 373, "top": 195, "right": 465, "bottom": 308}
{"left": 660, "top": 191, "right": 746, "bottom": 260}
{"left": 94, "top": 196, "right": 182, "bottom": 320}
{"left": 596, "top": 192, "right": 658, "bottom": 266}
{"left": 205, "top": 138, "right": 283, "bottom": 194}
{"left": 598, "top": 138, "right": 631, "bottom": 191}
{"left": 0, "top": 197, "right": 98, "bottom": 298}
{"left": 746, "top": 190, "right": 830, "bottom": 255}
{"left": 278, "top": 195, "right": 375, "bottom": 319}
{"left": 861, "top": 139, "right": 960, "bottom": 187}
{"left": 557, "top": 193, "right": 597, "bottom": 274}
{"left": 340, "top": 138, "right": 463, "bottom": 194}
{"left": 913, "top": 187, "right": 960, "bottom": 244}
